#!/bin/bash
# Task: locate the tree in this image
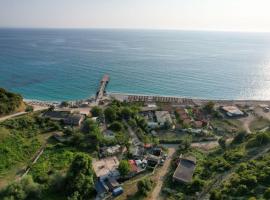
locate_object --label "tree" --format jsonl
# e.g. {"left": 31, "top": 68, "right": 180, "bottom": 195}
{"left": 180, "top": 136, "right": 192, "bottom": 150}
{"left": 2, "top": 175, "right": 41, "bottom": 200}
{"left": 118, "top": 160, "right": 131, "bottom": 176}
{"left": 247, "top": 132, "right": 270, "bottom": 148}
{"left": 66, "top": 154, "right": 96, "bottom": 199}
{"left": 115, "top": 132, "right": 129, "bottom": 146}
{"left": 210, "top": 189, "right": 222, "bottom": 200}
{"left": 60, "top": 101, "right": 69, "bottom": 107}
{"left": 25, "top": 105, "right": 34, "bottom": 112}
{"left": 128, "top": 119, "right": 137, "bottom": 128}
{"left": 137, "top": 179, "right": 153, "bottom": 196}
{"left": 91, "top": 106, "right": 103, "bottom": 118}
{"left": 82, "top": 119, "right": 100, "bottom": 134}
{"left": 163, "top": 119, "right": 172, "bottom": 130}
{"left": 189, "top": 178, "right": 205, "bottom": 193}
{"left": 120, "top": 107, "right": 132, "bottom": 120}
{"left": 264, "top": 187, "right": 270, "bottom": 199}
{"left": 109, "top": 121, "right": 123, "bottom": 132}
{"left": 104, "top": 107, "right": 117, "bottom": 123}
{"left": 0, "top": 88, "right": 23, "bottom": 115}
{"left": 232, "top": 131, "right": 247, "bottom": 144}
{"left": 218, "top": 137, "right": 226, "bottom": 149}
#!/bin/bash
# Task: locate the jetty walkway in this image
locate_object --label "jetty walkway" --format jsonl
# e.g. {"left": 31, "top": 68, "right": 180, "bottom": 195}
{"left": 95, "top": 75, "right": 110, "bottom": 104}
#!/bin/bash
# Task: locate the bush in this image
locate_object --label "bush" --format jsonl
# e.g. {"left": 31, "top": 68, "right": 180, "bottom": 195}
{"left": 246, "top": 132, "right": 270, "bottom": 148}
{"left": 1, "top": 176, "right": 41, "bottom": 200}
{"left": 91, "top": 106, "right": 103, "bottom": 118}
{"left": 25, "top": 105, "right": 34, "bottom": 112}
{"left": 232, "top": 131, "right": 247, "bottom": 144}
{"left": 118, "top": 160, "right": 131, "bottom": 176}
{"left": 66, "top": 153, "right": 95, "bottom": 199}
{"left": 203, "top": 101, "right": 215, "bottom": 114}
{"left": 137, "top": 179, "right": 153, "bottom": 196}
{"left": 264, "top": 188, "right": 270, "bottom": 199}
{"left": 0, "top": 88, "right": 23, "bottom": 115}
{"left": 104, "top": 107, "right": 117, "bottom": 123}
{"left": 109, "top": 121, "right": 123, "bottom": 132}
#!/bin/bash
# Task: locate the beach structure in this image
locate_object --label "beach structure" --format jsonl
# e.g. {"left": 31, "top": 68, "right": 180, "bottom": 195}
{"left": 221, "top": 106, "right": 244, "bottom": 117}
{"left": 110, "top": 93, "right": 195, "bottom": 105}
{"left": 96, "top": 75, "right": 110, "bottom": 104}
{"left": 173, "top": 156, "right": 196, "bottom": 184}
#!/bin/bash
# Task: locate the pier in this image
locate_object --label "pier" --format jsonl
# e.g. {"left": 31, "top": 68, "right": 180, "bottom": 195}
{"left": 96, "top": 75, "right": 110, "bottom": 104}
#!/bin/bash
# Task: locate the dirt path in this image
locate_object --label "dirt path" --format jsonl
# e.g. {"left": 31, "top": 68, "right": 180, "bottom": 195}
{"left": 0, "top": 111, "right": 27, "bottom": 122}
{"left": 149, "top": 146, "right": 177, "bottom": 200}
{"left": 238, "top": 114, "right": 254, "bottom": 134}
{"left": 0, "top": 106, "right": 47, "bottom": 122}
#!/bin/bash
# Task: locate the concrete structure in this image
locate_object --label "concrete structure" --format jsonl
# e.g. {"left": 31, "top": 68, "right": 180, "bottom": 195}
{"left": 155, "top": 111, "right": 172, "bottom": 126}
{"left": 93, "top": 156, "right": 120, "bottom": 179}
{"left": 173, "top": 156, "right": 196, "bottom": 184}
{"left": 96, "top": 74, "right": 110, "bottom": 104}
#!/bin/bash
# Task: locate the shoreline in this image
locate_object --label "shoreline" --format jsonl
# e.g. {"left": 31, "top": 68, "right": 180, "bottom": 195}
{"left": 23, "top": 92, "right": 270, "bottom": 107}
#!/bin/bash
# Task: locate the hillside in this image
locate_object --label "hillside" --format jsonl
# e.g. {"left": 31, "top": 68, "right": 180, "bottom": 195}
{"left": 0, "top": 88, "right": 24, "bottom": 116}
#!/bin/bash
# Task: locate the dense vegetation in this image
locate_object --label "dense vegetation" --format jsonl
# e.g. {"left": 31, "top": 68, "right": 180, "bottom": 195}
{"left": 0, "top": 88, "right": 24, "bottom": 116}
{"left": 162, "top": 131, "right": 270, "bottom": 200}
{"left": 0, "top": 114, "right": 61, "bottom": 176}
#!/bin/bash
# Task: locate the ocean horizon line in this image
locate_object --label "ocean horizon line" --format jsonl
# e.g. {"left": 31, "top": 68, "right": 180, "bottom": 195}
{"left": 1, "top": 27, "right": 270, "bottom": 34}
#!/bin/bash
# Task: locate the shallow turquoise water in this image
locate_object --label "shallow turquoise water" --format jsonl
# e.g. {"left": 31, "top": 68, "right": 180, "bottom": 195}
{"left": 1, "top": 29, "right": 270, "bottom": 101}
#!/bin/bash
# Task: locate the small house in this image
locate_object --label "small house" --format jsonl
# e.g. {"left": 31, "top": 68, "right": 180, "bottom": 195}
{"left": 221, "top": 106, "right": 244, "bottom": 117}
{"left": 173, "top": 156, "right": 196, "bottom": 184}
{"left": 147, "top": 155, "right": 160, "bottom": 168}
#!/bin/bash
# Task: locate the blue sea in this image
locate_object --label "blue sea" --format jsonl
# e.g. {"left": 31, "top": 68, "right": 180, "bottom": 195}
{"left": 1, "top": 28, "right": 270, "bottom": 101}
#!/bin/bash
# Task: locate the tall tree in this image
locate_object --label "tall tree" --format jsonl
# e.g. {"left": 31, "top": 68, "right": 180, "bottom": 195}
{"left": 66, "top": 154, "right": 96, "bottom": 199}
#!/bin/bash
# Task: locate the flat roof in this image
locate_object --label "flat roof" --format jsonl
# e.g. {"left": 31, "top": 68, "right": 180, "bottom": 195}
{"left": 222, "top": 106, "right": 243, "bottom": 115}
{"left": 173, "top": 157, "right": 196, "bottom": 183}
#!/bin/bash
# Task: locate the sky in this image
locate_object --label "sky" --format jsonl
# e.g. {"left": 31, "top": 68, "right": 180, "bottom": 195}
{"left": 1, "top": 0, "right": 270, "bottom": 32}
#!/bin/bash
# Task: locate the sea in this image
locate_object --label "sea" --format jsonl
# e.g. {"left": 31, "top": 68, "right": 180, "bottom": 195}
{"left": 1, "top": 28, "right": 270, "bottom": 101}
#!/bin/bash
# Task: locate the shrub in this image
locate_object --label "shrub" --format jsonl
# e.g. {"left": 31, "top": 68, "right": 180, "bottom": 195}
{"left": 66, "top": 153, "right": 95, "bottom": 199}
{"left": 247, "top": 132, "right": 270, "bottom": 148}
{"left": 118, "top": 160, "right": 131, "bottom": 176}
{"left": 264, "top": 188, "right": 270, "bottom": 199}
{"left": 109, "top": 121, "right": 123, "bottom": 132}
{"left": 137, "top": 179, "right": 153, "bottom": 196}
{"left": 91, "top": 106, "right": 103, "bottom": 118}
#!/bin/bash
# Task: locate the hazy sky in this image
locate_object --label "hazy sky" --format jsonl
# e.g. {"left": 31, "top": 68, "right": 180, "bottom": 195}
{"left": 1, "top": 0, "right": 270, "bottom": 32}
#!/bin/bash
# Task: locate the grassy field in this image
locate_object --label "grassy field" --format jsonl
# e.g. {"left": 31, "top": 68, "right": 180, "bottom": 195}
{"left": 157, "top": 131, "right": 187, "bottom": 142}
{"left": 249, "top": 117, "right": 269, "bottom": 132}
{"left": 115, "top": 170, "right": 155, "bottom": 200}
{"left": 211, "top": 119, "right": 243, "bottom": 134}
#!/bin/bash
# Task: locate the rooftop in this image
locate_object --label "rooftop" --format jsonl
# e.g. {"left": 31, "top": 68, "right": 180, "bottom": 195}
{"left": 173, "top": 156, "right": 196, "bottom": 184}
{"left": 222, "top": 106, "right": 244, "bottom": 116}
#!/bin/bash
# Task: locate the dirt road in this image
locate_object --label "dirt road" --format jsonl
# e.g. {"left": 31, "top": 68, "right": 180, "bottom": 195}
{"left": 0, "top": 105, "right": 48, "bottom": 122}
{"left": 149, "top": 146, "right": 177, "bottom": 200}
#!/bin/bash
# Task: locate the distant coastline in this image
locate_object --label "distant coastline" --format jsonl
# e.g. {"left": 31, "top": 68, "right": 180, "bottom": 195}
{"left": 24, "top": 92, "right": 270, "bottom": 108}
